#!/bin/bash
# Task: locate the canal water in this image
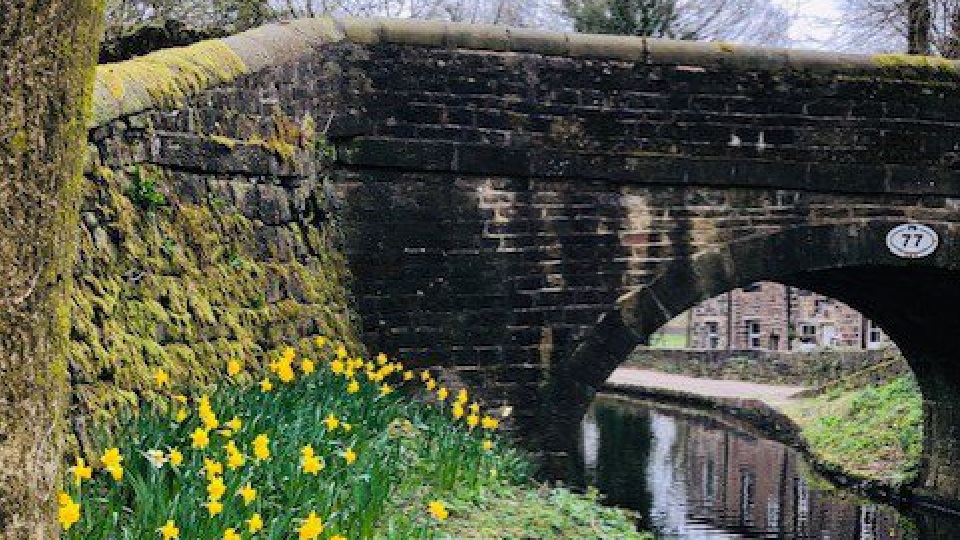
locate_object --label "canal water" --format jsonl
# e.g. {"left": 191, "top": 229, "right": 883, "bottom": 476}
{"left": 572, "top": 393, "right": 960, "bottom": 539}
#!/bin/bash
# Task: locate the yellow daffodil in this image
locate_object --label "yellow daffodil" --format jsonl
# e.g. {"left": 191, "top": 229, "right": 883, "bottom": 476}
{"left": 173, "top": 394, "right": 188, "bottom": 404}
{"left": 155, "top": 368, "right": 169, "bottom": 388}
{"left": 260, "top": 378, "right": 274, "bottom": 392}
{"left": 277, "top": 361, "right": 295, "bottom": 383}
{"left": 207, "top": 476, "right": 227, "bottom": 501}
{"left": 247, "top": 512, "right": 264, "bottom": 533}
{"left": 314, "top": 335, "right": 327, "bottom": 348}
{"left": 342, "top": 422, "right": 353, "bottom": 433}
{"left": 227, "top": 359, "right": 242, "bottom": 377}
{"left": 376, "top": 352, "right": 388, "bottom": 365}
{"left": 452, "top": 403, "right": 465, "bottom": 420}
{"left": 227, "top": 416, "right": 242, "bottom": 432}
{"left": 223, "top": 528, "right": 242, "bottom": 540}
{"left": 347, "top": 379, "right": 359, "bottom": 394}
{"left": 158, "top": 519, "right": 179, "bottom": 539}
{"left": 206, "top": 499, "right": 224, "bottom": 516}
{"left": 57, "top": 492, "right": 81, "bottom": 531}
{"left": 457, "top": 389, "right": 468, "bottom": 403}
{"left": 437, "top": 387, "right": 448, "bottom": 401}
{"left": 202, "top": 412, "right": 220, "bottom": 430}
{"left": 336, "top": 345, "right": 347, "bottom": 359}
{"left": 343, "top": 448, "right": 357, "bottom": 465}
{"left": 101, "top": 447, "right": 124, "bottom": 481}
{"left": 467, "top": 414, "right": 480, "bottom": 429}
{"left": 482, "top": 415, "right": 499, "bottom": 430}
{"left": 226, "top": 444, "right": 246, "bottom": 470}
{"left": 175, "top": 408, "right": 188, "bottom": 423}
{"left": 330, "top": 536, "right": 347, "bottom": 540}
{"left": 403, "top": 370, "right": 414, "bottom": 381}
{"left": 330, "top": 359, "right": 345, "bottom": 375}
{"left": 253, "top": 434, "right": 270, "bottom": 461}
{"left": 168, "top": 448, "right": 184, "bottom": 467}
{"left": 302, "top": 358, "right": 316, "bottom": 374}
{"left": 380, "top": 383, "right": 393, "bottom": 396}
{"left": 323, "top": 414, "right": 339, "bottom": 431}
{"left": 420, "top": 370, "right": 431, "bottom": 381}
{"left": 482, "top": 439, "right": 494, "bottom": 451}
{"left": 70, "top": 456, "right": 92, "bottom": 486}
{"left": 303, "top": 454, "right": 324, "bottom": 474}
{"left": 298, "top": 511, "right": 324, "bottom": 540}
{"left": 204, "top": 458, "right": 224, "bottom": 478}
{"left": 239, "top": 483, "right": 257, "bottom": 505}
{"left": 426, "top": 379, "right": 437, "bottom": 391}
{"left": 428, "top": 500, "right": 449, "bottom": 521}
{"left": 191, "top": 427, "right": 210, "bottom": 449}
{"left": 469, "top": 402, "right": 480, "bottom": 414}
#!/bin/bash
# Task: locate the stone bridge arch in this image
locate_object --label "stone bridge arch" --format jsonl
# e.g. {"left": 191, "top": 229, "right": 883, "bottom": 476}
{"left": 553, "top": 220, "right": 960, "bottom": 503}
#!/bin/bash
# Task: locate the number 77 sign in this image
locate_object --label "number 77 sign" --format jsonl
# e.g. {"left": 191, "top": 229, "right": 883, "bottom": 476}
{"left": 886, "top": 223, "right": 939, "bottom": 259}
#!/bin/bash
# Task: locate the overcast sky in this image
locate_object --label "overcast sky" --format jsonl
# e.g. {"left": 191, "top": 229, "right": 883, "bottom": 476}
{"left": 777, "top": 0, "right": 845, "bottom": 49}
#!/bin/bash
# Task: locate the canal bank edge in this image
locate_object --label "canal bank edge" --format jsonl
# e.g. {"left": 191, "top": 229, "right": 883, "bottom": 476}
{"left": 600, "top": 381, "right": 957, "bottom": 516}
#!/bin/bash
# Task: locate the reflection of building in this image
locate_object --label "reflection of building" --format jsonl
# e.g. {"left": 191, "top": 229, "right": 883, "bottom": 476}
{"left": 581, "top": 397, "right": 924, "bottom": 539}
{"left": 681, "top": 282, "right": 892, "bottom": 351}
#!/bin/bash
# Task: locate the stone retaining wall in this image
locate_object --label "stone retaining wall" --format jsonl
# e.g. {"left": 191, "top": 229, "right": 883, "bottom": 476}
{"left": 625, "top": 347, "right": 907, "bottom": 386}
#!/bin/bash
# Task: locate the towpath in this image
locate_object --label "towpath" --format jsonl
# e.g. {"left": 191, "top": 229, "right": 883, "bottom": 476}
{"left": 605, "top": 367, "right": 808, "bottom": 407}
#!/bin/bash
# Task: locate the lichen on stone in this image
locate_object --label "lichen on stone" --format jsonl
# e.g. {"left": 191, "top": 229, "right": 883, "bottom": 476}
{"left": 92, "top": 39, "right": 247, "bottom": 126}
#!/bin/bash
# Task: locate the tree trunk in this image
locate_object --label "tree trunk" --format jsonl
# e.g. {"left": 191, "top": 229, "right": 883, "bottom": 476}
{"left": 0, "top": 1, "right": 104, "bottom": 537}
{"left": 907, "top": 0, "right": 932, "bottom": 54}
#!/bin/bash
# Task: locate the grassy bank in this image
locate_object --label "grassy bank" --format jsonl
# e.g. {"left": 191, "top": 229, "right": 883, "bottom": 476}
{"left": 783, "top": 376, "right": 923, "bottom": 485}
{"left": 58, "top": 340, "right": 647, "bottom": 539}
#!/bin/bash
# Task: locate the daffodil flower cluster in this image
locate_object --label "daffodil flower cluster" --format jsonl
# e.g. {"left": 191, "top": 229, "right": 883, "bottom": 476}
{"left": 59, "top": 336, "right": 523, "bottom": 539}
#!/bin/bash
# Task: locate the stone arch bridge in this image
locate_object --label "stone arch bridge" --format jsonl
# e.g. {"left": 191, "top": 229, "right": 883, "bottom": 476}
{"left": 90, "top": 18, "right": 960, "bottom": 507}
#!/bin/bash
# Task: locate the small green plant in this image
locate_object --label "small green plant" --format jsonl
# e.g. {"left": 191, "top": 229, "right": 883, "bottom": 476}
{"left": 160, "top": 237, "right": 178, "bottom": 256}
{"left": 124, "top": 166, "right": 168, "bottom": 212}
{"left": 226, "top": 250, "right": 244, "bottom": 270}
{"left": 316, "top": 136, "right": 336, "bottom": 165}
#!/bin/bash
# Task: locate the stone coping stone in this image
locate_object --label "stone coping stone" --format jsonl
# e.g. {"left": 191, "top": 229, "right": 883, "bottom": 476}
{"left": 90, "top": 16, "right": 960, "bottom": 128}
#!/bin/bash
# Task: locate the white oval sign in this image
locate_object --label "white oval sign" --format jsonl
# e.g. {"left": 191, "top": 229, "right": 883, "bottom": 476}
{"left": 886, "top": 223, "right": 939, "bottom": 258}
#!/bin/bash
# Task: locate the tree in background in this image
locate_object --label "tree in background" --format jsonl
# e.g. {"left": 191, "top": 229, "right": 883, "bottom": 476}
{"left": 559, "top": 0, "right": 791, "bottom": 44}
{"left": 562, "top": 0, "right": 682, "bottom": 38}
{"left": 839, "top": 0, "right": 960, "bottom": 56}
{"left": 0, "top": 0, "right": 105, "bottom": 537}
{"left": 102, "top": 0, "right": 790, "bottom": 47}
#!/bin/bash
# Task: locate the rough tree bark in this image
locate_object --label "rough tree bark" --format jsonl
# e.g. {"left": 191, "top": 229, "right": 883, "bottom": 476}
{"left": 0, "top": 0, "right": 104, "bottom": 537}
{"left": 907, "top": 0, "right": 933, "bottom": 53}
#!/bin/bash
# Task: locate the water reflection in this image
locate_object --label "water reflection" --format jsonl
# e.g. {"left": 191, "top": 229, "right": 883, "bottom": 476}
{"left": 575, "top": 394, "right": 960, "bottom": 539}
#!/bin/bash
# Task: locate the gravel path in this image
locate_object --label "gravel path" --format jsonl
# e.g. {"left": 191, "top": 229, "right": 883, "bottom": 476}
{"left": 605, "top": 367, "right": 808, "bottom": 407}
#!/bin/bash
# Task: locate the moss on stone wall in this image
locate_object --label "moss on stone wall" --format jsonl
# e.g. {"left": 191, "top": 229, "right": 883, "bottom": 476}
{"left": 92, "top": 39, "right": 247, "bottom": 126}
{"left": 69, "top": 159, "right": 361, "bottom": 449}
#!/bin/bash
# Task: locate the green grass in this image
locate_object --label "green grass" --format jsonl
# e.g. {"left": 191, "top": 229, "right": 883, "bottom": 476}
{"left": 784, "top": 376, "right": 923, "bottom": 484}
{"left": 647, "top": 333, "right": 687, "bottom": 349}
{"left": 60, "top": 343, "right": 646, "bottom": 539}
{"left": 442, "top": 486, "right": 653, "bottom": 540}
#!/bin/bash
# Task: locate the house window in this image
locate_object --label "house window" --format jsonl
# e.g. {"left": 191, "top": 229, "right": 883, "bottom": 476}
{"left": 814, "top": 299, "right": 830, "bottom": 316}
{"left": 706, "top": 321, "right": 720, "bottom": 349}
{"left": 742, "top": 283, "right": 761, "bottom": 292}
{"left": 798, "top": 323, "right": 817, "bottom": 347}
{"left": 747, "top": 320, "right": 762, "bottom": 349}
{"left": 867, "top": 321, "right": 884, "bottom": 349}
